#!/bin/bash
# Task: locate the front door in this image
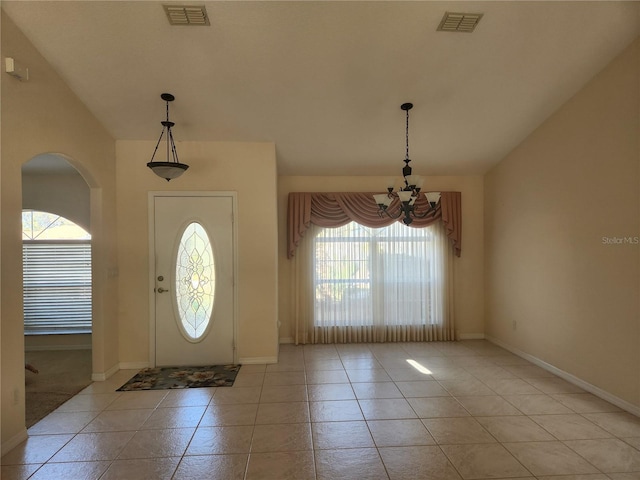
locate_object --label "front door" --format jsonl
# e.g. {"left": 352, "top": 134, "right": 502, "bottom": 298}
{"left": 151, "top": 193, "right": 235, "bottom": 366}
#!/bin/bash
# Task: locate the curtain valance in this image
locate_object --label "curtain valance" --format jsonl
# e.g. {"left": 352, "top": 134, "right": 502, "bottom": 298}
{"left": 287, "top": 191, "right": 462, "bottom": 258}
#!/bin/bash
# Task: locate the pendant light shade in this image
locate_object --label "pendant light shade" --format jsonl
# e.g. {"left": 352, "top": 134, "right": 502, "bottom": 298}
{"left": 147, "top": 161, "right": 188, "bottom": 181}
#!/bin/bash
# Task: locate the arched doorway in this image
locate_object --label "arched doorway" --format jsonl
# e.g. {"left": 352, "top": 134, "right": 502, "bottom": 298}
{"left": 21, "top": 154, "right": 93, "bottom": 426}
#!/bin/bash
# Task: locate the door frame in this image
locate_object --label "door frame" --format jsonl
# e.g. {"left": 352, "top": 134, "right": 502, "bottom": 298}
{"left": 148, "top": 191, "right": 238, "bottom": 367}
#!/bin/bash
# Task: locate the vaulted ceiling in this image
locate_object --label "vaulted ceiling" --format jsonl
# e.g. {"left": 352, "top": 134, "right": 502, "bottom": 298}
{"left": 3, "top": 1, "right": 639, "bottom": 176}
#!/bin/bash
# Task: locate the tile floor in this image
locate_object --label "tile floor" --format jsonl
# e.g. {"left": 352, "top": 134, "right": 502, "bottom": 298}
{"left": 3, "top": 340, "right": 640, "bottom": 479}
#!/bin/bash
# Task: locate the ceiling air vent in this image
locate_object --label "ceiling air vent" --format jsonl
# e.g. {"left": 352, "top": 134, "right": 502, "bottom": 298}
{"left": 437, "top": 12, "right": 483, "bottom": 32}
{"left": 163, "top": 5, "right": 210, "bottom": 26}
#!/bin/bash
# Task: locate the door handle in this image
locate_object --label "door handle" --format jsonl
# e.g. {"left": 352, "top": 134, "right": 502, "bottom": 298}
{"left": 156, "top": 287, "right": 169, "bottom": 293}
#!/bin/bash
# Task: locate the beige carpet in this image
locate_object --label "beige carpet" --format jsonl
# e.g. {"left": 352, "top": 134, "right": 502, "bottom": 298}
{"left": 24, "top": 349, "right": 93, "bottom": 428}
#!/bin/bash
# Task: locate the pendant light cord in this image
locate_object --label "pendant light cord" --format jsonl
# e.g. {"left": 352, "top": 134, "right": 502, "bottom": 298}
{"left": 405, "top": 107, "right": 410, "bottom": 162}
{"left": 166, "top": 99, "right": 171, "bottom": 162}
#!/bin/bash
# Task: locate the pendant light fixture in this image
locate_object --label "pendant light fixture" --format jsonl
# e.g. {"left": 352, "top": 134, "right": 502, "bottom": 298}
{"left": 147, "top": 93, "right": 189, "bottom": 181}
{"left": 373, "top": 102, "right": 440, "bottom": 225}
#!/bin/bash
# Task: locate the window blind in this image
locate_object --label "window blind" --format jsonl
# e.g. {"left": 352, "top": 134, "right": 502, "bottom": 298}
{"left": 23, "top": 241, "right": 92, "bottom": 334}
{"left": 313, "top": 222, "right": 439, "bottom": 328}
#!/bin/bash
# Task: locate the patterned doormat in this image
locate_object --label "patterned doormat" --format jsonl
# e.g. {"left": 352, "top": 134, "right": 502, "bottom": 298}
{"left": 116, "top": 364, "right": 241, "bottom": 391}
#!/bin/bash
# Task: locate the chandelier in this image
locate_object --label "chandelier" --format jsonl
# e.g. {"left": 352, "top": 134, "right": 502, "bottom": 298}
{"left": 147, "top": 93, "right": 189, "bottom": 181}
{"left": 373, "top": 102, "right": 440, "bottom": 225}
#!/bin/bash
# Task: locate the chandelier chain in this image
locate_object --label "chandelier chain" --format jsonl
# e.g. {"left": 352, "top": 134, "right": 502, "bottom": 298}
{"left": 166, "top": 99, "right": 171, "bottom": 162}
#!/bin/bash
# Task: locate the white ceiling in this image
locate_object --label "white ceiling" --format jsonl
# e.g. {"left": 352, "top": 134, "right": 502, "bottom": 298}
{"left": 3, "top": 1, "right": 639, "bottom": 176}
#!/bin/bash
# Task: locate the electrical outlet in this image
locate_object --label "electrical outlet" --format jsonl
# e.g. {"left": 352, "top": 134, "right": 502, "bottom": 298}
{"left": 512, "top": 320, "right": 517, "bottom": 331}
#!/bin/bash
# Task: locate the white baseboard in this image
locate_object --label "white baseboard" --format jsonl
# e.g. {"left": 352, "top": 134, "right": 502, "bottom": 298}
{"left": 457, "top": 333, "right": 486, "bottom": 340}
{"left": 239, "top": 356, "right": 278, "bottom": 365}
{"left": 486, "top": 335, "right": 640, "bottom": 417}
{"left": 119, "top": 362, "right": 149, "bottom": 371}
{"left": 1, "top": 428, "right": 28, "bottom": 456}
{"left": 25, "top": 345, "right": 91, "bottom": 352}
{"left": 279, "top": 337, "right": 294, "bottom": 344}
{"left": 91, "top": 363, "right": 120, "bottom": 382}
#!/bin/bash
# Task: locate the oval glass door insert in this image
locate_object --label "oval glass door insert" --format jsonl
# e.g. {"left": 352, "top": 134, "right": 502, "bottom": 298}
{"left": 175, "top": 222, "right": 215, "bottom": 340}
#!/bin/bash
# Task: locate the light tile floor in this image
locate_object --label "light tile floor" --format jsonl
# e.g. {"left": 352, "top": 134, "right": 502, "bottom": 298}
{"left": 3, "top": 340, "right": 640, "bottom": 479}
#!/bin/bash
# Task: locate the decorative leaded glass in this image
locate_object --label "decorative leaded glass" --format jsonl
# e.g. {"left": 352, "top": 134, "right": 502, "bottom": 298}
{"left": 175, "top": 222, "right": 215, "bottom": 340}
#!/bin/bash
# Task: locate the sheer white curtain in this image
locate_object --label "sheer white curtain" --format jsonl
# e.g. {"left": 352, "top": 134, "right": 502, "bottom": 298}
{"left": 292, "top": 220, "right": 455, "bottom": 344}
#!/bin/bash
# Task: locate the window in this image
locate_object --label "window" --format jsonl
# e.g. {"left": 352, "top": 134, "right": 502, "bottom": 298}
{"left": 288, "top": 191, "right": 458, "bottom": 344}
{"left": 175, "top": 222, "right": 215, "bottom": 341}
{"left": 313, "top": 221, "right": 443, "bottom": 330}
{"left": 22, "top": 210, "right": 92, "bottom": 335}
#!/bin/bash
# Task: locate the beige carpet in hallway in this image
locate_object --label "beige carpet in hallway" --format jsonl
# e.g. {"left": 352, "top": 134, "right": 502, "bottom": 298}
{"left": 24, "top": 349, "right": 92, "bottom": 428}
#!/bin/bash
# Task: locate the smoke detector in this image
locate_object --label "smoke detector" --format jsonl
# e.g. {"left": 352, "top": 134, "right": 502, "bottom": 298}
{"left": 437, "top": 12, "right": 483, "bottom": 32}
{"left": 163, "top": 5, "right": 210, "bottom": 26}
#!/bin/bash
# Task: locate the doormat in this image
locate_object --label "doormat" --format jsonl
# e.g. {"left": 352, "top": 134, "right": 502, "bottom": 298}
{"left": 116, "top": 364, "right": 241, "bottom": 391}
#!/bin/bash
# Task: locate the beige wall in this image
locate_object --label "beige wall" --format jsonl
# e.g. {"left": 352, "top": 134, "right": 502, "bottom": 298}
{"left": 116, "top": 141, "right": 279, "bottom": 365}
{"left": 25, "top": 334, "right": 91, "bottom": 351}
{"left": 485, "top": 39, "right": 640, "bottom": 407}
{"left": 277, "top": 175, "right": 484, "bottom": 342}
{"left": 1, "top": 13, "right": 118, "bottom": 449}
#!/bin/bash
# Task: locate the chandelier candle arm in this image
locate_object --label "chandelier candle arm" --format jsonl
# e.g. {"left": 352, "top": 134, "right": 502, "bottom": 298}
{"left": 398, "top": 191, "right": 413, "bottom": 203}
{"left": 406, "top": 174, "right": 422, "bottom": 190}
{"left": 425, "top": 191, "right": 441, "bottom": 208}
{"left": 373, "top": 194, "right": 393, "bottom": 208}
{"left": 386, "top": 177, "right": 396, "bottom": 193}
